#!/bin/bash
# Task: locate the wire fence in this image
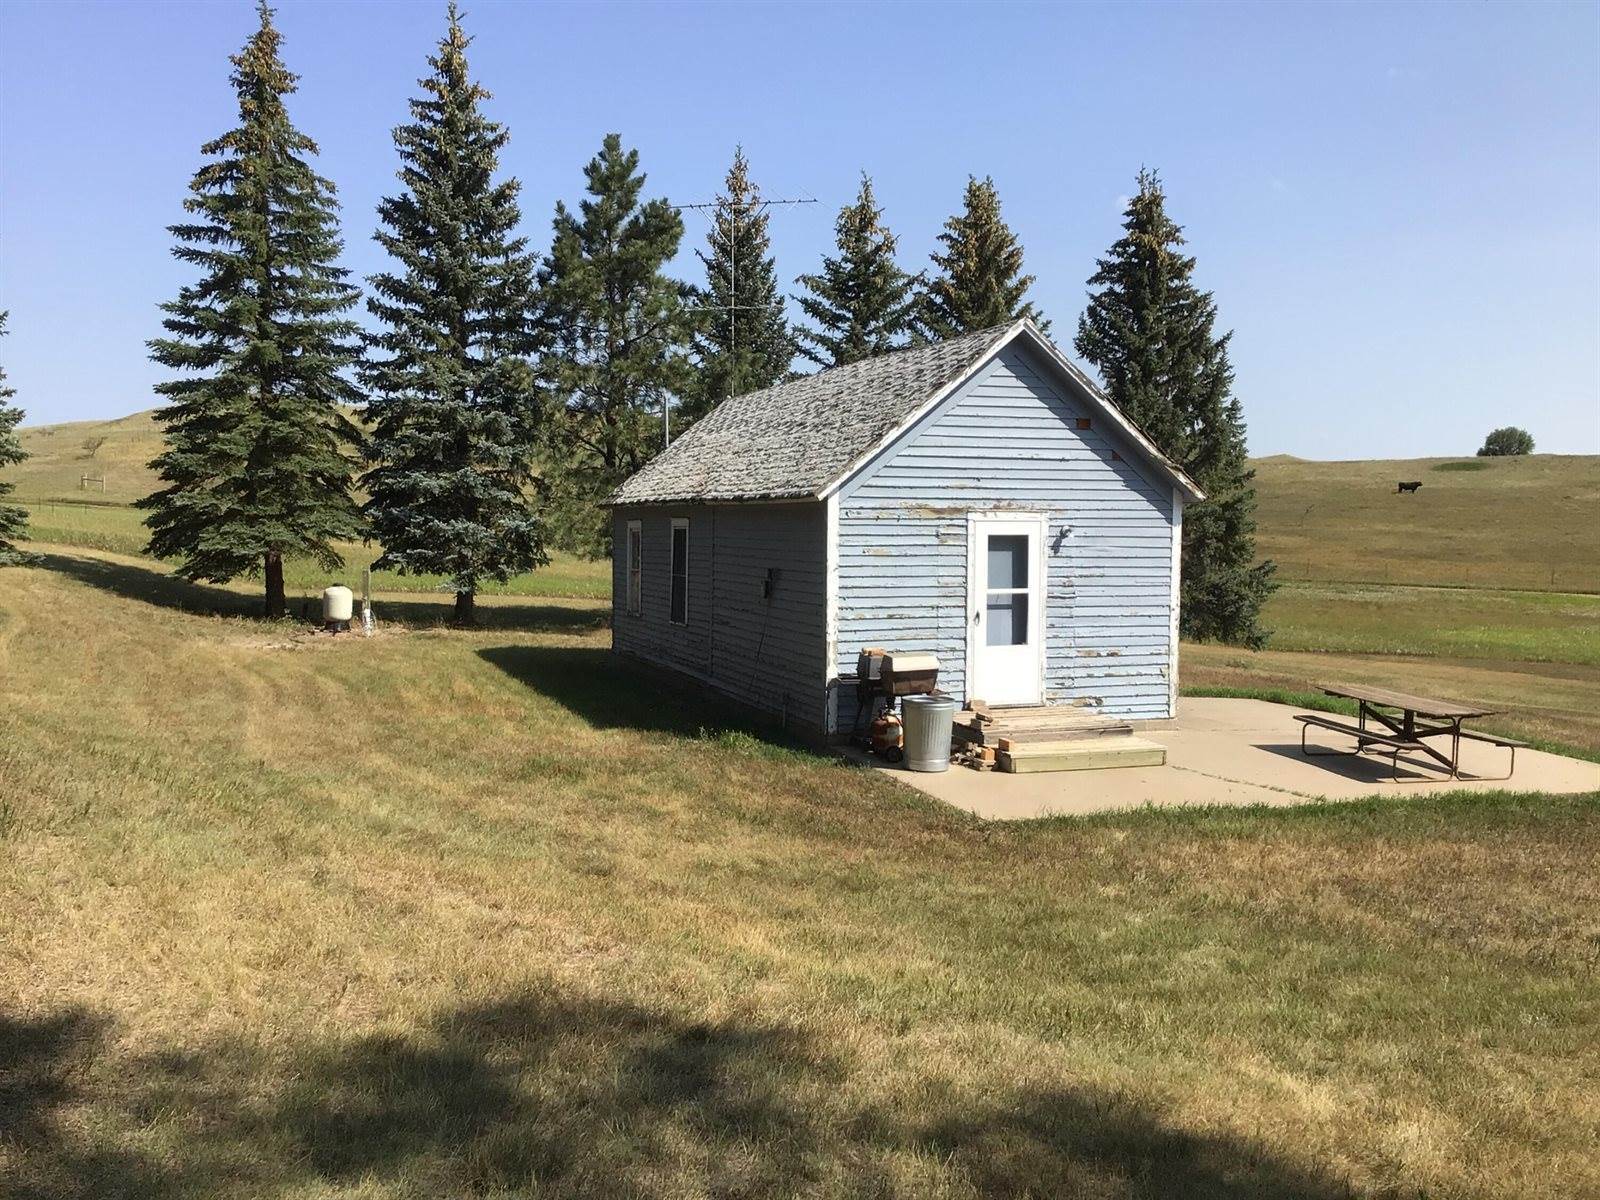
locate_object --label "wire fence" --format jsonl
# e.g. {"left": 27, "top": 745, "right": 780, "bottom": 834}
{"left": 1270, "top": 559, "right": 1600, "bottom": 595}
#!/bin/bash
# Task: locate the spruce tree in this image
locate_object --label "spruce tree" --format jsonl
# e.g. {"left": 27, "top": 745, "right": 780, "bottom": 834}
{"left": 538, "top": 133, "right": 692, "bottom": 555}
{"left": 683, "top": 147, "right": 792, "bottom": 420}
{"left": 140, "top": 1, "right": 362, "bottom": 618}
{"left": 792, "top": 174, "right": 919, "bottom": 368}
{"left": 1075, "top": 169, "right": 1274, "bottom": 647}
{"left": 0, "top": 312, "right": 32, "bottom": 566}
{"left": 920, "top": 175, "right": 1047, "bottom": 339}
{"left": 362, "top": 4, "right": 545, "bottom": 626}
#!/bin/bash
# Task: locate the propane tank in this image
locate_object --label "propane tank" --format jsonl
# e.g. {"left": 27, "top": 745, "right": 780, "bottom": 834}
{"left": 871, "top": 709, "right": 904, "bottom": 763}
{"left": 322, "top": 585, "right": 354, "bottom": 633}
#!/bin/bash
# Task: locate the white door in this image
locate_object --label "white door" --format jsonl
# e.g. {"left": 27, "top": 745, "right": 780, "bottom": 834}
{"left": 967, "top": 514, "right": 1046, "bottom": 706}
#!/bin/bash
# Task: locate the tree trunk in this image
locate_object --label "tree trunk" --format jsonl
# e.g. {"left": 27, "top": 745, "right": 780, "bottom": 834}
{"left": 454, "top": 588, "right": 476, "bottom": 627}
{"left": 265, "top": 551, "right": 286, "bottom": 620}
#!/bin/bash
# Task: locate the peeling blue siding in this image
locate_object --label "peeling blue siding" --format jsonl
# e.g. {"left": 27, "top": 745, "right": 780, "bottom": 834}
{"left": 612, "top": 502, "right": 829, "bottom": 735}
{"left": 834, "top": 341, "right": 1178, "bottom": 724}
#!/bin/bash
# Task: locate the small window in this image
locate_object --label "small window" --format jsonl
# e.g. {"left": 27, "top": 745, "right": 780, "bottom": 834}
{"left": 669, "top": 518, "right": 689, "bottom": 625}
{"left": 1075, "top": 417, "right": 1092, "bottom": 430}
{"left": 625, "top": 521, "right": 642, "bottom": 616}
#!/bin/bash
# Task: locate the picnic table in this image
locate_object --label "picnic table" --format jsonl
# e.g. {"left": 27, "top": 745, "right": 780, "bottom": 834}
{"left": 1294, "top": 683, "right": 1523, "bottom": 780}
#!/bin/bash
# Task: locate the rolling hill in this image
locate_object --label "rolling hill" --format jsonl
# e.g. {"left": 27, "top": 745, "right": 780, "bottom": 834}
{"left": 14, "top": 409, "right": 1599, "bottom": 594}
{"left": 1254, "top": 453, "right": 1600, "bottom": 592}
{"left": 9, "top": 410, "right": 604, "bottom": 600}
{"left": 12, "top": 408, "right": 164, "bottom": 504}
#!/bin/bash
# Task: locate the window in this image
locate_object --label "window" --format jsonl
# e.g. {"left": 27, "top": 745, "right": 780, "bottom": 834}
{"left": 625, "top": 521, "right": 642, "bottom": 616}
{"left": 669, "top": 518, "right": 689, "bottom": 625}
{"left": 985, "top": 533, "right": 1030, "bottom": 647}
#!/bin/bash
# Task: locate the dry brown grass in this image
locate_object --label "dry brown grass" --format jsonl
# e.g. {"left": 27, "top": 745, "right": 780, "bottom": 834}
{"left": 3, "top": 550, "right": 1599, "bottom": 1199}
{"left": 1254, "top": 453, "right": 1600, "bottom": 593}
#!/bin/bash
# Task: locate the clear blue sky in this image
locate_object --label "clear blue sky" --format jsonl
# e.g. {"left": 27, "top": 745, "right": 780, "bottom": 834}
{"left": 2, "top": 0, "right": 1596, "bottom": 458}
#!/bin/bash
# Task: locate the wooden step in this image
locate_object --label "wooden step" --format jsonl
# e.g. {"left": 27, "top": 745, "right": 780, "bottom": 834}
{"left": 953, "top": 707, "right": 1133, "bottom": 747}
{"left": 996, "top": 735, "right": 1166, "bottom": 774}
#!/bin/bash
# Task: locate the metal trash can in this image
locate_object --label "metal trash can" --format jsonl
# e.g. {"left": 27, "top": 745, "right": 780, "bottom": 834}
{"left": 902, "top": 694, "right": 957, "bottom": 772}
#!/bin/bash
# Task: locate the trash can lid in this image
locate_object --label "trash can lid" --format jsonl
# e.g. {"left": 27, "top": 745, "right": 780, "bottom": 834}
{"left": 902, "top": 693, "right": 956, "bottom": 709}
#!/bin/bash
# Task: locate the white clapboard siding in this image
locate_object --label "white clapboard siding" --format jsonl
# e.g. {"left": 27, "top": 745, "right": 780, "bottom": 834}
{"left": 835, "top": 341, "right": 1178, "bottom": 723}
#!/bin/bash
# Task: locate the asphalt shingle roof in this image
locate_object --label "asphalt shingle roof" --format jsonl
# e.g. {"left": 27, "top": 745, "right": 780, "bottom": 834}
{"left": 608, "top": 323, "right": 1016, "bottom": 506}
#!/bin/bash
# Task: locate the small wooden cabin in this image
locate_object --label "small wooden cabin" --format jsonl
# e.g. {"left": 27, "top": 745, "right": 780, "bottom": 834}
{"left": 606, "top": 320, "right": 1204, "bottom": 741}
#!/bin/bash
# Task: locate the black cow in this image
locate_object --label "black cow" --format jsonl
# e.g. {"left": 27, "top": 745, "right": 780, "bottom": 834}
{"left": 1397, "top": 481, "right": 1422, "bottom": 494}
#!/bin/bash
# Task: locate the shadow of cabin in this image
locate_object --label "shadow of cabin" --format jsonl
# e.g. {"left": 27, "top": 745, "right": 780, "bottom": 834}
{"left": 477, "top": 643, "right": 819, "bottom": 756}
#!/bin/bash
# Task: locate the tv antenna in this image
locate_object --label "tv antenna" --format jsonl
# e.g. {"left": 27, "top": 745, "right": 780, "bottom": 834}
{"left": 668, "top": 188, "right": 817, "bottom": 446}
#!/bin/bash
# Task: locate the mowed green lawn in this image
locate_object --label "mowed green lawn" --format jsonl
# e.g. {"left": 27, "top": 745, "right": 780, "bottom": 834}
{"left": 1264, "top": 581, "right": 1600, "bottom": 665}
{"left": 2, "top": 551, "right": 1597, "bottom": 1199}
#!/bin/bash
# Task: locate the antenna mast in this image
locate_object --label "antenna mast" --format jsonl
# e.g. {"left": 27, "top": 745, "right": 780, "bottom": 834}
{"left": 671, "top": 187, "right": 815, "bottom": 446}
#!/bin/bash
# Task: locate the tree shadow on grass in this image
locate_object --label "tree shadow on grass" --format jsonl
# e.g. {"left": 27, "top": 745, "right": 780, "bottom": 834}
{"left": 917, "top": 1088, "right": 1355, "bottom": 1199}
{"left": 34, "top": 552, "right": 608, "bottom": 634}
{"left": 4, "top": 991, "right": 1359, "bottom": 1199}
{"left": 0, "top": 1009, "right": 177, "bottom": 1200}
{"left": 478, "top": 643, "right": 810, "bottom": 749}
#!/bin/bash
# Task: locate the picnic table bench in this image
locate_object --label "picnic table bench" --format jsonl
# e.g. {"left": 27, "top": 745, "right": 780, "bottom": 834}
{"left": 1295, "top": 684, "right": 1525, "bottom": 781}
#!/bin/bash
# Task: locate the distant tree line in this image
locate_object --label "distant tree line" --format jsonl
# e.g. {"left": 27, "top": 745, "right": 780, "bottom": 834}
{"left": 107, "top": 2, "right": 1269, "bottom": 642}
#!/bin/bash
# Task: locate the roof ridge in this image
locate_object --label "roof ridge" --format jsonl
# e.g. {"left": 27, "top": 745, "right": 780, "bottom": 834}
{"left": 605, "top": 318, "right": 1201, "bottom": 508}
{"left": 712, "top": 319, "right": 1019, "bottom": 408}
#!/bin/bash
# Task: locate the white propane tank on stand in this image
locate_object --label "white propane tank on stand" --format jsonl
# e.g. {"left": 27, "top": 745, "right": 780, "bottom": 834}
{"left": 322, "top": 585, "right": 354, "bottom": 633}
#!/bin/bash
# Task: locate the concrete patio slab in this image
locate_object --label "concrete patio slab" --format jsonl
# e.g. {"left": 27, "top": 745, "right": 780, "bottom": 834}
{"left": 852, "top": 697, "right": 1600, "bottom": 820}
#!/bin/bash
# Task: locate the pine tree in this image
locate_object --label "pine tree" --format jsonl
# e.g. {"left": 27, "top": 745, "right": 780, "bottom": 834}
{"left": 792, "top": 174, "right": 919, "bottom": 368}
{"left": 683, "top": 147, "right": 792, "bottom": 419}
{"left": 362, "top": 4, "right": 545, "bottom": 626}
{"left": 538, "top": 134, "right": 692, "bottom": 555}
{"left": 139, "top": 1, "right": 363, "bottom": 618}
{"left": 919, "top": 175, "right": 1047, "bottom": 339}
{"left": 1075, "top": 169, "right": 1274, "bottom": 647}
{"left": 0, "top": 312, "right": 32, "bottom": 566}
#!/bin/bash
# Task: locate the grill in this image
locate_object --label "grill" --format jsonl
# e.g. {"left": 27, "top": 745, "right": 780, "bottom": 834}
{"left": 851, "top": 648, "right": 942, "bottom": 751}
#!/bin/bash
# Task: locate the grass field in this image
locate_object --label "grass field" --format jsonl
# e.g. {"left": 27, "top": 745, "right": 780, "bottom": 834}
{"left": 12, "top": 411, "right": 611, "bottom": 601}
{"left": 17, "top": 499, "right": 610, "bottom": 601}
{"left": 13, "top": 409, "right": 1600, "bottom": 752}
{"left": 1189, "top": 582, "right": 1600, "bottom": 757}
{"left": 1183, "top": 644, "right": 1600, "bottom": 759}
{"left": 1263, "top": 581, "right": 1599, "bottom": 665}
{"left": 18, "top": 410, "right": 1600, "bottom": 594}
{"left": 3, "top": 552, "right": 1598, "bottom": 1199}
{"left": 1254, "top": 453, "right": 1600, "bottom": 593}
{"left": 10, "top": 409, "right": 165, "bottom": 505}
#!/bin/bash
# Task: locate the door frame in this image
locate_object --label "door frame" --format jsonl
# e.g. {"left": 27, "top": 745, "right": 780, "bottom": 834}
{"left": 964, "top": 511, "right": 1048, "bottom": 706}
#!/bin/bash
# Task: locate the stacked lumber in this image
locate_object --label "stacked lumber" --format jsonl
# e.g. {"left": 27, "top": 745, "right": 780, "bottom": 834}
{"left": 950, "top": 704, "right": 1164, "bottom": 774}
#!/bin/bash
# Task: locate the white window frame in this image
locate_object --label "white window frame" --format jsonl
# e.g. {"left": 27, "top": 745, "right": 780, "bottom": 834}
{"left": 669, "top": 517, "right": 690, "bottom": 626}
{"left": 625, "top": 520, "right": 642, "bottom": 617}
